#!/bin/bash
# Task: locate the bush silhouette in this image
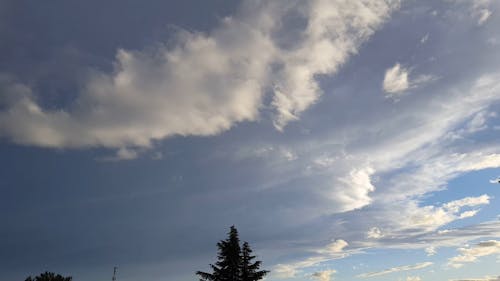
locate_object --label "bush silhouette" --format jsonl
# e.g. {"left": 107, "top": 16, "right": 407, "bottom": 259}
{"left": 25, "top": 271, "right": 72, "bottom": 281}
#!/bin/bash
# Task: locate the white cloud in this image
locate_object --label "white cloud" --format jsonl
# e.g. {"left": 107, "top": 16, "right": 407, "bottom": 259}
{"left": 312, "top": 269, "right": 337, "bottom": 281}
{"left": 383, "top": 63, "right": 409, "bottom": 94}
{"left": 395, "top": 195, "right": 489, "bottom": 233}
{"left": 335, "top": 167, "right": 376, "bottom": 211}
{"left": 450, "top": 277, "right": 500, "bottom": 281}
{"left": 458, "top": 210, "right": 479, "bottom": 219}
{"left": 382, "top": 64, "right": 437, "bottom": 96}
{"left": 312, "top": 154, "right": 341, "bottom": 169}
{"left": 420, "top": 33, "right": 429, "bottom": 44}
{"left": 357, "top": 262, "right": 433, "bottom": 278}
{"left": 425, "top": 246, "right": 437, "bottom": 256}
{"left": 367, "top": 227, "right": 384, "bottom": 239}
{"left": 0, "top": 23, "right": 273, "bottom": 149}
{"left": 448, "top": 240, "right": 500, "bottom": 268}
{"left": 235, "top": 144, "right": 299, "bottom": 164}
{"left": 273, "top": 264, "right": 298, "bottom": 279}
{"left": 98, "top": 147, "right": 140, "bottom": 161}
{"left": 272, "top": 256, "right": 331, "bottom": 279}
{"left": 450, "top": 276, "right": 500, "bottom": 281}
{"left": 271, "top": 0, "right": 400, "bottom": 130}
{"left": 281, "top": 148, "right": 298, "bottom": 161}
{"left": 323, "top": 239, "right": 349, "bottom": 254}
{"left": 443, "top": 195, "right": 490, "bottom": 213}
{"left": 463, "top": 111, "right": 492, "bottom": 134}
{"left": 424, "top": 221, "right": 500, "bottom": 250}
{"left": 407, "top": 276, "right": 422, "bottom": 281}
{"left": 272, "top": 240, "right": 353, "bottom": 279}
{"left": 411, "top": 74, "right": 438, "bottom": 87}
{"left": 477, "top": 9, "right": 492, "bottom": 25}
{"left": 0, "top": 0, "right": 400, "bottom": 155}
{"left": 452, "top": 0, "right": 494, "bottom": 25}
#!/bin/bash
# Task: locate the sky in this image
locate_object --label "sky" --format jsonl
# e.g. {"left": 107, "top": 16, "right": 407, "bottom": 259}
{"left": 1, "top": 0, "right": 500, "bottom": 281}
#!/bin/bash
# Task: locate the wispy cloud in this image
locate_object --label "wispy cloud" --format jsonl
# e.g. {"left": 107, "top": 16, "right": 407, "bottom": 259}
{"left": 450, "top": 276, "right": 500, "bottom": 281}
{"left": 382, "top": 63, "right": 437, "bottom": 97}
{"left": 357, "top": 262, "right": 433, "bottom": 278}
{"left": 312, "top": 269, "right": 337, "bottom": 281}
{"left": 448, "top": 240, "right": 500, "bottom": 268}
{"left": 477, "top": 9, "right": 492, "bottom": 25}
{"left": 450, "top": 0, "right": 494, "bottom": 26}
{"left": 425, "top": 246, "right": 437, "bottom": 256}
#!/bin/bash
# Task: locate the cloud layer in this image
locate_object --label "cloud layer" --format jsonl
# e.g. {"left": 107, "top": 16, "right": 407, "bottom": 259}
{"left": 0, "top": 0, "right": 399, "bottom": 155}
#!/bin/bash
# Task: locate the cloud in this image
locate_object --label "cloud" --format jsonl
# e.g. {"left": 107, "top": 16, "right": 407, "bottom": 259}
{"left": 448, "top": 240, "right": 500, "bottom": 268}
{"left": 357, "top": 262, "right": 433, "bottom": 278}
{"left": 101, "top": 147, "right": 140, "bottom": 161}
{"left": 382, "top": 63, "right": 437, "bottom": 96}
{"left": 272, "top": 240, "right": 352, "bottom": 279}
{"left": 420, "top": 33, "right": 429, "bottom": 44}
{"left": 443, "top": 195, "right": 490, "bottom": 213}
{"left": 0, "top": 24, "right": 272, "bottom": 149}
{"left": 272, "top": 257, "right": 330, "bottom": 279}
{"left": 424, "top": 221, "right": 500, "bottom": 249}
{"left": 383, "top": 63, "right": 409, "bottom": 94}
{"left": 425, "top": 246, "right": 437, "bottom": 256}
{"left": 0, "top": 0, "right": 400, "bottom": 155}
{"left": 477, "top": 9, "right": 492, "bottom": 25}
{"left": 273, "top": 264, "right": 298, "bottom": 279}
{"left": 335, "top": 167, "right": 376, "bottom": 211}
{"left": 450, "top": 276, "right": 500, "bottom": 281}
{"left": 458, "top": 210, "right": 479, "bottom": 219}
{"left": 451, "top": 0, "right": 494, "bottom": 25}
{"left": 470, "top": 0, "right": 493, "bottom": 25}
{"left": 266, "top": 70, "right": 500, "bottom": 273}
{"left": 323, "top": 239, "right": 349, "bottom": 254}
{"left": 258, "top": 71, "right": 500, "bottom": 272}
{"left": 407, "top": 276, "right": 422, "bottom": 281}
{"left": 312, "top": 269, "right": 337, "bottom": 281}
{"left": 462, "top": 111, "right": 495, "bottom": 134}
{"left": 397, "top": 195, "right": 490, "bottom": 233}
{"left": 366, "top": 227, "right": 384, "bottom": 239}
{"left": 271, "top": 0, "right": 400, "bottom": 130}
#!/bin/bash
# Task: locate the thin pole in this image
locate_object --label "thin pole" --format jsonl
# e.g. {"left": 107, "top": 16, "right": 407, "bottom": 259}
{"left": 112, "top": 267, "right": 118, "bottom": 281}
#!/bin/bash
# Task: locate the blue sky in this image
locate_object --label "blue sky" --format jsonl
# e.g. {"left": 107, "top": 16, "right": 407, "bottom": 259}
{"left": 1, "top": 1, "right": 500, "bottom": 281}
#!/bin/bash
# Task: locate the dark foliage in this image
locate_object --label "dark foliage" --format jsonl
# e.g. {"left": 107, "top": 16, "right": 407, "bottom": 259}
{"left": 197, "top": 226, "right": 269, "bottom": 281}
{"left": 241, "top": 242, "right": 269, "bottom": 281}
{"left": 25, "top": 271, "right": 72, "bottom": 281}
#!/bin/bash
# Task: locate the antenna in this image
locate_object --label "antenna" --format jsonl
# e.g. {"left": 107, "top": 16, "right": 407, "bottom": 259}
{"left": 112, "top": 267, "right": 118, "bottom": 281}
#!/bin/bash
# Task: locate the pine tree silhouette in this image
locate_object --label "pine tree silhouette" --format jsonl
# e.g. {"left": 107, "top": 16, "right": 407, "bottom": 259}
{"left": 196, "top": 226, "right": 268, "bottom": 281}
{"left": 240, "top": 242, "right": 269, "bottom": 281}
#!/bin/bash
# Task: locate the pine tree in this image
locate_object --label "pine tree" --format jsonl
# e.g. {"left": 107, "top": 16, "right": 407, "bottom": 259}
{"left": 197, "top": 226, "right": 242, "bottom": 281}
{"left": 196, "top": 226, "right": 268, "bottom": 281}
{"left": 240, "top": 242, "right": 269, "bottom": 281}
